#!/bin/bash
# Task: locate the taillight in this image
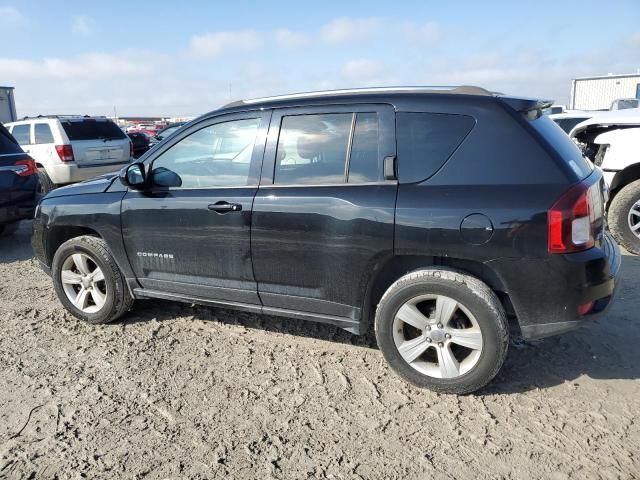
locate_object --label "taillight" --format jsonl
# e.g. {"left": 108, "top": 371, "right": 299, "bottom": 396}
{"left": 548, "top": 181, "right": 597, "bottom": 253}
{"left": 129, "top": 141, "right": 134, "bottom": 158}
{"left": 14, "top": 157, "right": 38, "bottom": 177}
{"left": 55, "top": 144, "right": 74, "bottom": 162}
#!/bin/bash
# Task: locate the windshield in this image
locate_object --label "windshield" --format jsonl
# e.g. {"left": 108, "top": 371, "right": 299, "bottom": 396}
{"left": 62, "top": 119, "right": 127, "bottom": 141}
{"left": 552, "top": 117, "right": 590, "bottom": 134}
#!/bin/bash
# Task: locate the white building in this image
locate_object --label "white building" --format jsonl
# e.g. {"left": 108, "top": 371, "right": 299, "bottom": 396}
{"left": 570, "top": 73, "right": 640, "bottom": 110}
{"left": 0, "top": 86, "right": 17, "bottom": 124}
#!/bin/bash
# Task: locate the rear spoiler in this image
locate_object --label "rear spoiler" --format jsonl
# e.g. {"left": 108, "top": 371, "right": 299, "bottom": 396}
{"left": 499, "top": 96, "right": 553, "bottom": 113}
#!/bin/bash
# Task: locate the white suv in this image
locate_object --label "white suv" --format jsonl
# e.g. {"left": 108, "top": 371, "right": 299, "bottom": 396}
{"left": 5, "top": 116, "right": 133, "bottom": 193}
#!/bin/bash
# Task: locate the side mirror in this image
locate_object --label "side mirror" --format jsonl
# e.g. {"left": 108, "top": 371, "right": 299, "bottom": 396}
{"left": 151, "top": 166, "right": 182, "bottom": 188}
{"left": 119, "top": 162, "right": 146, "bottom": 189}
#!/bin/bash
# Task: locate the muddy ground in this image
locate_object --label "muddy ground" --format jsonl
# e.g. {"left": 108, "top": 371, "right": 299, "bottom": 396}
{"left": 0, "top": 221, "right": 638, "bottom": 479}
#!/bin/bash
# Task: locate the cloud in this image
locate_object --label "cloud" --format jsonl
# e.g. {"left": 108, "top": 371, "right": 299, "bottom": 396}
{"left": 0, "top": 5, "right": 25, "bottom": 25}
{"left": 630, "top": 32, "right": 640, "bottom": 48}
{"left": 342, "top": 59, "right": 384, "bottom": 79}
{"left": 320, "top": 17, "right": 381, "bottom": 44}
{"left": 72, "top": 15, "right": 95, "bottom": 36}
{"left": 0, "top": 51, "right": 160, "bottom": 80}
{"left": 401, "top": 21, "right": 445, "bottom": 43}
{"left": 275, "top": 29, "right": 310, "bottom": 48}
{"left": 189, "top": 30, "right": 260, "bottom": 57}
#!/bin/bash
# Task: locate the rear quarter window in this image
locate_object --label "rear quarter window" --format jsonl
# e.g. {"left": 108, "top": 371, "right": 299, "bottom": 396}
{"left": 34, "top": 123, "right": 55, "bottom": 144}
{"left": 396, "top": 112, "right": 475, "bottom": 183}
{"left": 62, "top": 119, "right": 127, "bottom": 141}
{"left": 528, "top": 115, "right": 592, "bottom": 179}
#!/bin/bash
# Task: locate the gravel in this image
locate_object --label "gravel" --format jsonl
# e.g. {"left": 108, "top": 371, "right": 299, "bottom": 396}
{"left": 1, "top": 221, "right": 638, "bottom": 479}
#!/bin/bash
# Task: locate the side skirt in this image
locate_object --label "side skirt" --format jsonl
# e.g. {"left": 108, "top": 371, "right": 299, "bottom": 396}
{"left": 132, "top": 288, "right": 363, "bottom": 335}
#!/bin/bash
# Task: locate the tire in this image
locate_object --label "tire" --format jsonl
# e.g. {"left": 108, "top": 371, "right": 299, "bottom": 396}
{"left": 608, "top": 180, "right": 640, "bottom": 255}
{"left": 374, "top": 268, "right": 509, "bottom": 394}
{"left": 52, "top": 235, "right": 134, "bottom": 324}
{"left": 37, "top": 168, "right": 56, "bottom": 195}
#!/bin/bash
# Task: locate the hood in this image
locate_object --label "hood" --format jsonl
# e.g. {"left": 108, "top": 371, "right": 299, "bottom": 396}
{"left": 569, "top": 108, "right": 640, "bottom": 137}
{"left": 43, "top": 172, "right": 119, "bottom": 199}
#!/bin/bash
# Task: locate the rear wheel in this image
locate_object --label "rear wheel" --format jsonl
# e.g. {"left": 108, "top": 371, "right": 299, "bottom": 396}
{"left": 37, "top": 168, "right": 56, "bottom": 194}
{"left": 375, "top": 268, "right": 509, "bottom": 394}
{"left": 608, "top": 180, "right": 640, "bottom": 255}
{"left": 52, "top": 236, "right": 134, "bottom": 324}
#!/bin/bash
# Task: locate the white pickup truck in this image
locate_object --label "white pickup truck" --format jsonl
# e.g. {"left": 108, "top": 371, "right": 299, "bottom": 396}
{"left": 569, "top": 109, "right": 640, "bottom": 254}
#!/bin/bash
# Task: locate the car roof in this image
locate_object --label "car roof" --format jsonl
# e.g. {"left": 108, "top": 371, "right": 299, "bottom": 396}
{"left": 222, "top": 85, "right": 495, "bottom": 109}
{"left": 207, "top": 85, "right": 550, "bottom": 119}
{"left": 11, "top": 115, "right": 111, "bottom": 123}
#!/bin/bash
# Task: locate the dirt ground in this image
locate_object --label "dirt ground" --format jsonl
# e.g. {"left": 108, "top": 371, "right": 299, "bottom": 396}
{"left": 0, "top": 221, "right": 638, "bottom": 480}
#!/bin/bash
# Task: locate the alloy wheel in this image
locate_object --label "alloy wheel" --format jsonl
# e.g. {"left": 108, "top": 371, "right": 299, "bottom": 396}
{"left": 60, "top": 253, "right": 107, "bottom": 313}
{"left": 628, "top": 200, "right": 640, "bottom": 239}
{"left": 392, "top": 294, "right": 483, "bottom": 379}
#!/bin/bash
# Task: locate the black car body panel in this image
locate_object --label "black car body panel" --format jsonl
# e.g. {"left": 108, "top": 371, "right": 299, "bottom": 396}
{"left": 0, "top": 124, "right": 38, "bottom": 225}
{"left": 31, "top": 89, "right": 622, "bottom": 339}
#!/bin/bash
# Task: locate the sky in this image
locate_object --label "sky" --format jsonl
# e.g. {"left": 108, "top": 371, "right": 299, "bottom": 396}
{"left": 2, "top": 0, "right": 640, "bottom": 117}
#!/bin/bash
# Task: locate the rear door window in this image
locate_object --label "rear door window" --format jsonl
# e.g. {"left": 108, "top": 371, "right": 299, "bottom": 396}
{"left": 396, "top": 112, "right": 475, "bottom": 183}
{"left": 34, "top": 123, "right": 54, "bottom": 144}
{"left": 11, "top": 124, "right": 31, "bottom": 145}
{"left": 274, "top": 113, "right": 352, "bottom": 185}
{"left": 274, "top": 111, "right": 384, "bottom": 185}
{"left": 61, "top": 119, "right": 127, "bottom": 141}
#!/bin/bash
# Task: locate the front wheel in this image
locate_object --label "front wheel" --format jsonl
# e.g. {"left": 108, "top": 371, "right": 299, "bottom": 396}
{"left": 375, "top": 268, "right": 509, "bottom": 394}
{"left": 52, "top": 235, "right": 134, "bottom": 323}
{"left": 608, "top": 179, "right": 640, "bottom": 255}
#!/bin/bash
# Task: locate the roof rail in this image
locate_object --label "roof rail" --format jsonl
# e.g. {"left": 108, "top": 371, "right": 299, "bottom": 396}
{"left": 19, "top": 114, "right": 107, "bottom": 121}
{"left": 223, "top": 85, "right": 494, "bottom": 108}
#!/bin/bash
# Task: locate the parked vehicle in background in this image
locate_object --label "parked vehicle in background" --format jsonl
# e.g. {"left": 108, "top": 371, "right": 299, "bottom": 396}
{"left": 32, "top": 86, "right": 620, "bottom": 394}
{"left": 127, "top": 131, "right": 150, "bottom": 158}
{"left": 127, "top": 124, "right": 160, "bottom": 137}
{"left": 570, "top": 109, "right": 640, "bottom": 253}
{"left": 0, "top": 123, "right": 38, "bottom": 235}
{"left": 549, "top": 110, "right": 594, "bottom": 134}
{"left": 148, "top": 122, "right": 185, "bottom": 147}
{"left": 5, "top": 116, "right": 133, "bottom": 193}
{"left": 542, "top": 104, "right": 566, "bottom": 115}
{"left": 610, "top": 98, "right": 640, "bottom": 110}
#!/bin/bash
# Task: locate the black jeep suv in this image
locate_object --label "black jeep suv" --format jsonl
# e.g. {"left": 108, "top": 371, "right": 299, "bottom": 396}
{"left": 32, "top": 86, "right": 621, "bottom": 394}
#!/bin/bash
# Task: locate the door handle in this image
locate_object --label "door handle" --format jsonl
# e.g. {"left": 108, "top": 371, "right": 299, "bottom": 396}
{"left": 208, "top": 201, "right": 242, "bottom": 213}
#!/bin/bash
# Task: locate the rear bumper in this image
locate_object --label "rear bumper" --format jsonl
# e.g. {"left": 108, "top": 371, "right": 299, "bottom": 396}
{"left": 491, "top": 232, "right": 622, "bottom": 340}
{"left": 47, "top": 160, "right": 131, "bottom": 185}
{"left": 0, "top": 202, "right": 35, "bottom": 225}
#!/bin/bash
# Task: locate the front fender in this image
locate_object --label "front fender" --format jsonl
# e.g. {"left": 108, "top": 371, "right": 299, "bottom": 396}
{"left": 32, "top": 192, "right": 136, "bottom": 285}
